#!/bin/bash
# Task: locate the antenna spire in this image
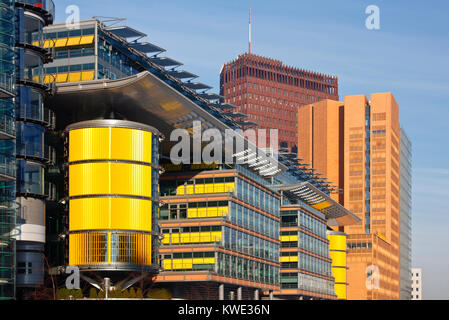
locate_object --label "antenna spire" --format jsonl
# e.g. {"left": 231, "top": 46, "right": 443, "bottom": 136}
{"left": 249, "top": 7, "right": 251, "bottom": 54}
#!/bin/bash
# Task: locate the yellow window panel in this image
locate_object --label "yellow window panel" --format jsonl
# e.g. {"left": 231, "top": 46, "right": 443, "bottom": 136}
{"left": 204, "top": 184, "right": 214, "bottom": 193}
{"left": 171, "top": 235, "right": 179, "bottom": 244}
{"left": 176, "top": 186, "right": 185, "bottom": 195}
{"left": 43, "top": 40, "right": 51, "bottom": 48}
{"left": 225, "top": 183, "right": 235, "bottom": 192}
{"left": 214, "top": 183, "right": 225, "bottom": 193}
{"left": 207, "top": 207, "right": 218, "bottom": 217}
{"left": 32, "top": 41, "right": 39, "bottom": 47}
{"left": 194, "top": 185, "right": 204, "bottom": 194}
{"left": 55, "top": 38, "right": 68, "bottom": 47}
{"left": 56, "top": 73, "right": 68, "bottom": 83}
{"left": 198, "top": 208, "right": 207, "bottom": 218}
{"left": 68, "top": 72, "right": 82, "bottom": 82}
{"left": 200, "top": 233, "right": 211, "bottom": 242}
{"left": 163, "top": 260, "right": 172, "bottom": 269}
{"left": 203, "top": 258, "right": 215, "bottom": 264}
{"left": 289, "top": 256, "right": 298, "bottom": 262}
{"left": 279, "top": 256, "right": 290, "bottom": 262}
{"left": 67, "top": 36, "right": 81, "bottom": 46}
{"left": 81, "top": 70, "right": 95, "bottom": 81}
{"left": 192, "top": 258, "right": 204, "bottom": 264}
{"left": 79, "top": 35, "right": 95, "bottom": 45}
{"left": 190, "top": 232, "right": 200, "bottom": 242}
{"left": 211, "top": 232, "right": 222, "bottom": 241}
{"left": 161, "top": 237, "right": 169, "bottom": 244}
{"left": 218, "top": 207, "right": 228, "bottom": 216}
{"left": 186, "top": 185, "right": 194, "bottom": 194}
{"left": 187, "top": 208, "right": 198, "bottom": 218}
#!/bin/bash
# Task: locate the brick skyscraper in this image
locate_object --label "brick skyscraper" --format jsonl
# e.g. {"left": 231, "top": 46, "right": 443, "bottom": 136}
{"left": 220, "top": 53, "right": 338, "bottom": 152}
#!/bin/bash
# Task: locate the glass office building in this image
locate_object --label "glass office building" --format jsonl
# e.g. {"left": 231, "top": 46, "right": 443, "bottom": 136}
{"left": 14, "top": 0, "right": 54, "bottom": 295}
{"left": 0, "top": 0, "right": 16, "bottom": 300}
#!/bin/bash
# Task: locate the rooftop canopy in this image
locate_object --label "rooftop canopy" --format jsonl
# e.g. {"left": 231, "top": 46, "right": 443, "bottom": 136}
{"left": 106, "top": 25, "right": 147, "bottom": 39}
{"left": 184, "top": 82, "right": 213, "bottom": 90}
{"left": 52, "top": 71, "right": 287, "bottom": 178}
{"left": 150, "top": 57, "right": 183, "bottom": 67}
{"left": 128, "top": 42, "right": 166, "bottom": 54}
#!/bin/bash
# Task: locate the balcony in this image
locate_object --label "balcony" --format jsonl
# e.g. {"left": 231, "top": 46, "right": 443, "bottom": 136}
{"left": 15, "top": 0, "right": 55, "bottom": 24}
{"left": 0, "top": 155, "right": 15, "bottom": 181}
{"left": 0, "top": 114, "right": 15, "bottom": 140}
{"left": 16, "top": 142, "right": 56, "bottom": 165}
{"left": 0, "top": 74, "right": 14, "bottom": 98}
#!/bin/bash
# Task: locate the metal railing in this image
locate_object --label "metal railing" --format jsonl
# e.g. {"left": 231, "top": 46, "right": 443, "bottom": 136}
{"left": 0, "top": 114, "right": 15, "bottom": 137}
{"left": 0, "top": 73, "right": 14, "bottom": 96}
{"left": 16, "top": 0, "right": 55, "bottom": 19}
{"left": 16, "top": 143, "right": 56, "bottom": 164}
{"left": 0, "top": 156, "right": 14, "bottom": 178}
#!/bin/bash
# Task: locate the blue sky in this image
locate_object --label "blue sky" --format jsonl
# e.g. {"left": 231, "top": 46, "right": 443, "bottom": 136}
{"left": 53, "top": 0, "right": 449, "bottom": 299}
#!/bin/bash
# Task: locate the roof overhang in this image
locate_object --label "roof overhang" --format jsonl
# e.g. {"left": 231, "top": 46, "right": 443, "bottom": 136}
{"left": 50, "top": 71, "right": 287, "bottom": 177}
{"left": 278, "top": 182, "right": 361, "bottom": 226}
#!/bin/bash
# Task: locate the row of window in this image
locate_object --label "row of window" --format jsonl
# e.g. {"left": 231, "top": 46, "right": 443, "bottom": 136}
{"left": 299, "top": 252, "right": 332, "bottom": 277}
{"left": 236, "top": 178, "right": 279, "bottom": 216}
{"left": 216, "top": 252, "right": 279, "bottom": 285}
{"left": 223, "top": 226, "right": 279, "bottom": 263}
{"left": 229, "top": 201, "right": 278, "bottom": 240}
{"left": 45, "top": 63, "right": 95, "bottom": 74}
{"left": 347, "top": 242, "right": 373, "bottom": 250}
{"left": 45, "top": 28, "right": 95, "bottom": 40}
{"left": 280, "top": 272, "right": 335, "bottom": 296}
{"left": 161, "top": 226, "right": 221, "bottom": 234}
{"left": 54, "top": 47, "right": 95, "bottom": 59}
{"left": 299, "top": 232, "right": 330, "bottom": 259}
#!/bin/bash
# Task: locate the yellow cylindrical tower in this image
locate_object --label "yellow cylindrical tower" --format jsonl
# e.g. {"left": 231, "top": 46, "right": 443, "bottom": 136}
{"left": 66, "top": 119, "right": 160, "bottom": 272}
{"left": 327, "top": 231, "right": 348, "bottom": 299}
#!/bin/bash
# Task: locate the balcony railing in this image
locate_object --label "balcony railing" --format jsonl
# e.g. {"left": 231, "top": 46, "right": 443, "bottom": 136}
{"left": 0, "top": 114, "right": 15, "bottom": 138}
{"left": 44, "top": 181, "right": 57, "bottom": 201}
{"left": 0, "top": 156, "right": 15, "bottom": 178}
{"left": 16, "top": 0, "right": 55, "bottom": 20}
{"left": 16, "top": 143, "right": 56, "bottom": 164}
{"left": 0, "top": 73, "right": 14, "bottom": 97}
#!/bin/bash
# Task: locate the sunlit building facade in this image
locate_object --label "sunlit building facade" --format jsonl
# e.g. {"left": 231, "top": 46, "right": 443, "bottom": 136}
{"left": 220, "top": 54, "right": 339, "bottom": 152}
{"left": 297, "top": 93, "right": 409, "bottom": 300}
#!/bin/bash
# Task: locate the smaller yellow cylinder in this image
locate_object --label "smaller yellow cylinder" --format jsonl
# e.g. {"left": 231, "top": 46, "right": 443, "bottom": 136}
{"left": 327, "top": 231, "right": 348, "bottom": 300}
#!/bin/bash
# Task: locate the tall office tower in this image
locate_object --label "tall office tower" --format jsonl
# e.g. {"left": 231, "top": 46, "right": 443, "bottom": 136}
{"left": 297, "top": 93, "right": 405, "bottom": 300}
{"left": 400, "top": 129, "right": 412, "bottom": 300}
{"left": 411, "top": 268, "right": 422, "bottom": 300}
{"left": 220, "top": 54, "right": 338, "bottom": 152}
{"left": 0, "top": 0, "right": 16, "bottom": 301}
{"left": 297, "top": 99, "right": 344, "bottom": 204}
{"left": 14, "top": 0, "right": 54, "bottom": 298}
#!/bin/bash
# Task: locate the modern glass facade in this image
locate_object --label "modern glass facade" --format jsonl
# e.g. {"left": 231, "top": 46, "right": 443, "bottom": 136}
{"left": 0, "top": 0, "right": 16, "bottom": 300}
{"left": 277, "top": 206, "right": 335, "bottom": 299}
{"left": 14, "top": 0, "right": 54, "bottom": 291}
{"left": 400, "top": 128, "right": 412, "bottom": 300}
{"left": 158, "top": 168, "right": 280, "bottom": 293}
